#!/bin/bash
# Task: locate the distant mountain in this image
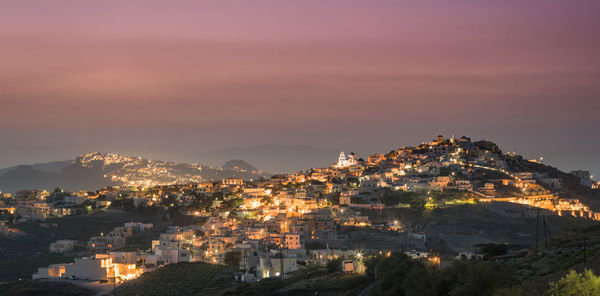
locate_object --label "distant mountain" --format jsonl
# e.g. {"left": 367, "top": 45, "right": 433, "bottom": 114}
{"left": 0, "top": 152, "right": 267, "bottom": 193}
{"left": 221, "top": 160, "right": 258, "bottom": 172}
{"left": 0, "top": 163, "right": 113, "bottom": 194}
{"left": 199, "top": 144, "right": 349, "bottom": 174}
{"left": 0, "top": 160, "right": 73, "bottom": 178}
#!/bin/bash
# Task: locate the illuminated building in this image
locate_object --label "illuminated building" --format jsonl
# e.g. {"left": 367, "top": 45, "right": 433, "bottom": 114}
{"left": 337, "top": 151, "right": 357, "bottom": 168}
{"left": 284, "top": 233, "right": 301, "bottom": 249}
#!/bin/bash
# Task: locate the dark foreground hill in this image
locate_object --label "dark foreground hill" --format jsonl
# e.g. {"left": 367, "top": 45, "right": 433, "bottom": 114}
{"left": 0, "top": 280, "right": 94, "bottom": 296}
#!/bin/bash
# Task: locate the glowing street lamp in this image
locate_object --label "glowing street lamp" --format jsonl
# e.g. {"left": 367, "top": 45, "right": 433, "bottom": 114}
{"left": 355, "top": 251, "right": 363, "bottom": 259}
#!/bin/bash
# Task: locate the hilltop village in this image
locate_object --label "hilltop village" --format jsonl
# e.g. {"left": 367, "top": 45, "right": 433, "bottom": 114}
{"left": 1, "top": 135, "right": 598, "bottom": 284}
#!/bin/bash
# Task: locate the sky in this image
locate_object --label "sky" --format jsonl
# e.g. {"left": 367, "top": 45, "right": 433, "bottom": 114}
{"left": 1, "top": 0, "right": 599, "bottom": 177}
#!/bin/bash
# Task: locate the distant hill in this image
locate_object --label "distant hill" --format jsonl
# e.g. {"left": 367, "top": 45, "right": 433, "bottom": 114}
{"left": 0, "top": 163, "right": 113, "bottom": 194}
{"left": 0, "top": 152, "right": 267, "bottom": 193}
{"left": 200, "top": 144, "right": 350, "bottom": 174}
{"left": 221, "top": 159, "right": 258, "bottom": 172}
{"left": 0, "top": 160, "right": 72, "bottom": 177}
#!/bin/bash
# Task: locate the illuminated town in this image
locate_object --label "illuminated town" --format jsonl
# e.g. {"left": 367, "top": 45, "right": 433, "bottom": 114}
{"left": 1, "top": 135, "right": 598, "bottom": 292}
{"left": 2, "top": 1, "right": 600, "bottom": 294}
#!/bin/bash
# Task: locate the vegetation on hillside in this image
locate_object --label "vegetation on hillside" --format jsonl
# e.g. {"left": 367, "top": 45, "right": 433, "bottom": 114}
{"left": 115, "top": 262, "right": 236, "bottom": 296}
{"left": 365, "top": 251, "right": 517, "bottom": 296}
{"left": 0, "top": 280, "right": 94, "bottom": 296}
{"left": 0, "top": 209, "right": 162, "bottom": 281}
{"left": 547, "top": 269, "right": 600, "bottom": 296}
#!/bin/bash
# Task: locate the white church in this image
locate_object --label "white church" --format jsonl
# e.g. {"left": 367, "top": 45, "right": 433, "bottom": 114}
{"left": 336, "top": 150, "right": 357, "bottom": 168}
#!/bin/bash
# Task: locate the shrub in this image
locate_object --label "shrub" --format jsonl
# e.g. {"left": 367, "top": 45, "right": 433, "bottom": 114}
{"left": 547, "top": 269, "right": 600, "bottom": 296}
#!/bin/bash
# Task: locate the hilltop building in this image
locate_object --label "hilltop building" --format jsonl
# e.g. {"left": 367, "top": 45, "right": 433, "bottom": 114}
{"left": 337, "top": 151, "right": 357, "bottom": 168}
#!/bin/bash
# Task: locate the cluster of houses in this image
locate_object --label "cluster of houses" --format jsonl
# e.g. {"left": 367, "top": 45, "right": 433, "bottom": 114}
{"left": 88, "top": 222, "right": 154, "bottom": 253}
{"left": 0, "top": 190, "right": 106, "bottom": 222}
{"left": 6, "top": 135, "right": 599, "bottom": 284}
{"left": 34, "top": 222, "right": 153, "bottom": 282}
{"left": 145, "top": 210, "right": 358, "bottom": 282}
{"left": 33, "top": 214, "right": 359, "bottom": 283}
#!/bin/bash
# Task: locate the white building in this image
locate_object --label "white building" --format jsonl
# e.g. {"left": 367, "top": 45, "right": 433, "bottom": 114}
{"left": 124, "top": 222, "right": 153, "bottom": 231}
{"left": 309, "top": 249, "right": 357, "bottom": 266}
{"left": 63, "top": 255, "right": 114, "bottom": 281}
{"left": 32, "top": 264, "right": 66, "bottom": 280}
{"left": 337, "top": 151, "right": 357, "bottom": 168}
{"left": 50, "top": 240, "right": 77, "bottom": 253}
{"left": 258, "top": 254, "right": 299, "bottom": 279}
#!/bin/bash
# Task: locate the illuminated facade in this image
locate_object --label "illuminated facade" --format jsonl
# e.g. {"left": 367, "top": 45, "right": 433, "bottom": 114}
{"left": 337, "top": 151, "right": 357, "bottom": 168}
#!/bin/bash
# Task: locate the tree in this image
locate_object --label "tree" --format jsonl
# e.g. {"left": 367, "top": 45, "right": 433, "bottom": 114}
{"left": 442, "top": 262, "right": 516, "bottom": 296}
{"left": 212, "top": 191, "right": 224, "bottom": 200}
{"left": 160, "top": 195, "right": 178, "bottom": 208}
{"left": 326, "top": 258, "right": 342, "bottom": 273}
{"left": 548, "top": 270, "right": 600, "bottom": 296}
{"left": 82, "top": 200, "right": 96, "bottom": 214}
{"left": 366, "top": 253, "right": 517, "bottom": 296}
{"left": 224, "top": 250, "right": 242, "bottom": 266}
{"left": 381, "top": 190, "right": 415, "bottom": 207}
{"left": 221, "top": 197, "right": 243, "bottom": 211}
{"left": 260, "top": 195, "right": 273, "bottom": 206}
{"left": 346, "top": 177, "right": 359, "bottom": 188}
{"left": 327, "top": 192, "right": 341, "bottom": 205}
{"left": 409, "top": 198, "right": 426, "bottom": 213}
{"left": 192, "top": 193, "right": 214, "bottom": 211}
{"left": 48, "top": 187, "right": 67, "bottom": 202}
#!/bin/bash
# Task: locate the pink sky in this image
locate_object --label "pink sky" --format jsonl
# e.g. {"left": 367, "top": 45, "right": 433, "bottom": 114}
{"left": 1, "top": 1, "right": 599, "bottom": 175}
